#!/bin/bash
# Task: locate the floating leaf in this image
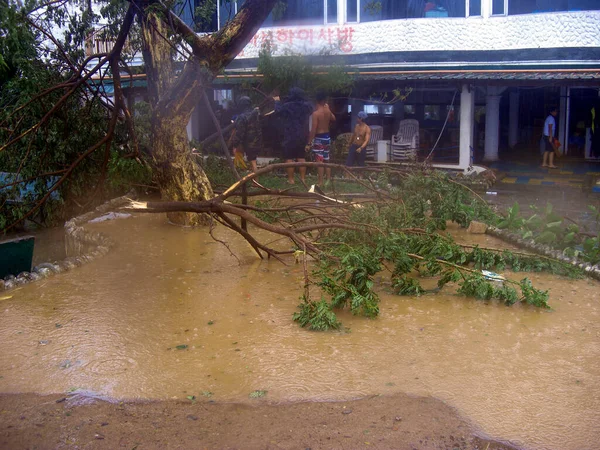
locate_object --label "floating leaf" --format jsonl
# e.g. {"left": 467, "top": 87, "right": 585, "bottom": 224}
{"left": 249, "top": 389, "right": 267, "bottom": 398}
{"left": 175, "top": 344, "right": 188, "bottom": 350}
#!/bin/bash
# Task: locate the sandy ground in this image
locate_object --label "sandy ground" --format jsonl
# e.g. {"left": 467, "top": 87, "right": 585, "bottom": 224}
{"left": 0, "top": 393, "right": 517, "bottom": 450}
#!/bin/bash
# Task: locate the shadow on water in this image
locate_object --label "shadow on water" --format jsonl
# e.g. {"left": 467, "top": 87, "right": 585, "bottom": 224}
{"left": 0, "top": 215, "right": 598, "bottom": 450}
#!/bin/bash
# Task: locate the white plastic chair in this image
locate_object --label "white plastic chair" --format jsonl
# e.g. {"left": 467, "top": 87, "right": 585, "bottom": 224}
{"left": 365, "top": 125, "right": 383, "bottom": 160}
{"left": 391, "top": 119, "right": 419, "bottom": 161}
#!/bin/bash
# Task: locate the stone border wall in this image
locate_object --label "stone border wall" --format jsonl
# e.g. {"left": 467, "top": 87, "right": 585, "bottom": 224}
{"left": 486, "top": 226, "right": 600, "bottom": 281}
{"left": 0, "top": 192, "right": 135, "bottom": 292}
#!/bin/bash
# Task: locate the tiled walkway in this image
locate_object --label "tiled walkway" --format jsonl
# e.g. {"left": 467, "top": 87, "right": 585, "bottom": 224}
{"left": 489, "top": 160, "right": 600, "bottom": 189}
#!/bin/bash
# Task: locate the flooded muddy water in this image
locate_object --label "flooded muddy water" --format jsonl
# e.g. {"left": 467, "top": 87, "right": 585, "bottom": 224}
{"left": 0, "top": 215, "right": 598, "bottom": 450}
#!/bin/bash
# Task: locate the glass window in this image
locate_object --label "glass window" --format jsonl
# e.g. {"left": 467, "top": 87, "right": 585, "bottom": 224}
{"left": 359, "top": 0, "right": 466, "bottom": 20}
{"left": 364, "top": 104, "right": 379, "bottom": 114}
{"left": 468, "top": 0, "right": 481, "bottom": 16}
{"left": 404, "top": 105, "right": 416, "bottom": 115}
{"left": 424, "top": 105, "right": 441, "bottom": 121}
{"left": 509, "top": 0, "right": 598, "bottom": 15}
{"left": 347, "top": 0, "right": 358, "bottom": 22}
{"left": 219, "top": 0, "right": 237, "bottom": 29}
{"left": 492, "top": 0, "right": 506, "bottom": 15}
{"left": 214, "top": 89, "right": 233, "bottom": 107}
{"left": 176, "top": 0, "right": 217, "bottom": 32}
{"left": 327, "top": 0, "right": 338, "bottom": 23}
{"left": 263, "top": 0, "right": 325, "bottom": 27}
{"left": 360, "top": 0, "right": 406, "bottom": 21}
{"left": 381, "top": 105, "right": 393, "bottom": 115}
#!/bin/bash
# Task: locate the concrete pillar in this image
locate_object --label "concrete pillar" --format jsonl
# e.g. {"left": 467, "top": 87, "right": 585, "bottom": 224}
{"left": 459, "top": 84, "right": 474, "bottom": 169}
{"left": 558, "top": 86, "right": 567, "bottom": 153}
{"left": 508, "top": 90, "right": 519, "bottom": 148}
{"left": 350, "top": 98, "right": 361, "bottom": 131}
{"left": 484, "top": 86, "right": 506, "bottom": 162}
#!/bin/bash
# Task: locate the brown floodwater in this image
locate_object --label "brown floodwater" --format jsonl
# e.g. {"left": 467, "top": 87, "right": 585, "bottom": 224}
{"left": 0, "top": 215, "right": 598, "bottom": 450}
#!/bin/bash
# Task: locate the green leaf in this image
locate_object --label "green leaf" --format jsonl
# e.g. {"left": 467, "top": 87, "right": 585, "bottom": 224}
{"left": 536, "top": 231, "right": 557, "bottom": 244}
{"left": 175, "top": 345, "right": 188, "bottom": 350}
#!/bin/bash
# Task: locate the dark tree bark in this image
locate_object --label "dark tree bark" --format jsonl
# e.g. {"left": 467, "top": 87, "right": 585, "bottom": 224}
{"left": 137, "top": 0, "right": 278, "bottom": 226}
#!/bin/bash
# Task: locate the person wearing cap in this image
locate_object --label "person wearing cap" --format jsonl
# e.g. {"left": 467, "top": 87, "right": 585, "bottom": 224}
{"left": 273, "top": 87, "right": 314, "bottom": 184}
{"left": 345, "top": 111, "right": 371, "bottom": 168}
{"left": 231, "top": 96, "right": 263, "bottom": 172}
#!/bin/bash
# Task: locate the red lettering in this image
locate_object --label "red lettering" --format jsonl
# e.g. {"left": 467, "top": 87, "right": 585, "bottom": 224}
{"left": 277, "top": 29, "right": 288, "bottom": 42}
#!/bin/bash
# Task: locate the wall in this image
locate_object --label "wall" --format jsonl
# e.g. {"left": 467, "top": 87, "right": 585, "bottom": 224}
{"left": 235, "top": 11, "right": 600, "bottom": 59}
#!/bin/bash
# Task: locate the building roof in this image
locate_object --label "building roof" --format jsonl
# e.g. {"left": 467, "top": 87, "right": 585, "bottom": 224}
{"left": 355, "top": 69, "right": 600, "bottom": 82}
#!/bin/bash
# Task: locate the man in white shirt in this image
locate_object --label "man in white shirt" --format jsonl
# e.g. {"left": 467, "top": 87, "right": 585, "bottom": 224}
{"left": 541, "top": 107, "right": 558, "bottom": 168}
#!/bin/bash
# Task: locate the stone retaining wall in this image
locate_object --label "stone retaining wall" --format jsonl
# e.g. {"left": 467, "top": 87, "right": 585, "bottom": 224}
{"left": 0, "top": 192, "right": 136, "bottom": 292}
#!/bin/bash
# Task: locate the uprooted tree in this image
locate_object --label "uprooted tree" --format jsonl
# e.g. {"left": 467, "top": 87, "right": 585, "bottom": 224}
{"left": 0, "top": 1, "right": 584, "bottom": 331}
{"left": 124, "top": 162, "right": 583, "bottom": 330}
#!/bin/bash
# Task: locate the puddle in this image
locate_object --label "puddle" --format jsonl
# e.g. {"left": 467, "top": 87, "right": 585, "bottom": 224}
{"left": 0, "top": 215, "right": 598, "bottom": 450}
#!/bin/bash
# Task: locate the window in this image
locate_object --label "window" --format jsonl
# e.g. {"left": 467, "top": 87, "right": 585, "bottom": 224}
{"left": 381, "top": 105, "right": 394, "bottom": 115}
{"left": 509, "top": 0, "right": 599, "bottom": 15}
{"left": 492, "top": 0, "right": 507, "bottom": 15}
{"left": 219, "top": 1, "right": 237, "bottom": 30}
{"left": 404, "top": 105, "right": 416, "bottom": 116}
{"left": 364, "top": 104, "right": 379, "bottom": 114}
{"left": 424, "top": 105, "right": 441, "bottom": 121}
{"left": 214, "top": 89, "right": 233, "bottom": 107}
{"left": 348, "top": 0, "right": 358, "bottom": 21}
{"left": 354, "top": 0, "right": 468, "bottom": 21}
{"left": 327, "top": 0, "right": 338, "bottom": 23}
{"left": 262, "top": 0, "right": 325, "bottom": 27}
{"left": 176, "top": 0, "right": 218, "bottom": 32}
{"left": 468, "top": 0, "right": 481, "bottom": 16}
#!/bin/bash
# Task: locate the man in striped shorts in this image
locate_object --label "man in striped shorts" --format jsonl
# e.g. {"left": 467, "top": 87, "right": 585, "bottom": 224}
{"left": 308, "top": 91, "right": 336, "bottom": 186}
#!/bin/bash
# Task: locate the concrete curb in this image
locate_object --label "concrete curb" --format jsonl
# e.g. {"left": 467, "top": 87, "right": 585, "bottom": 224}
{"left": 0, "top": 191, "right": 136, "bottom": 292}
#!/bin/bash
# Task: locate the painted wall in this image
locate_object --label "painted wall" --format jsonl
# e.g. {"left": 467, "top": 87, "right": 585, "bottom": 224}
{"left": 236, "top": 11, "right": 600, "bottom": 59}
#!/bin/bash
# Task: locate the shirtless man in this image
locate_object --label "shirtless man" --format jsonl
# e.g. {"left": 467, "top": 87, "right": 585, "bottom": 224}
{"left": 345, "top": 111, "right": 371, "bottom": 168}
{"left": 307, "top": 91, "right": 336, "bottom": 186}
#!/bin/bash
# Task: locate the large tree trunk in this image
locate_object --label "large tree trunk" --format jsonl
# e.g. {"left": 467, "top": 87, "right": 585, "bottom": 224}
{"left": 136, "top": 0, "right": 278, "bottom": 226}
{"left": 141, "top": 13, "right": 213, "bottom": 226}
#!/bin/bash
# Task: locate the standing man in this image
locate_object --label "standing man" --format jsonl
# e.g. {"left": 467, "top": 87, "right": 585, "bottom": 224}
{"left": 231, "top": 96, "right": 262, "bottom": 172}
{"left": 308, "top": 91, "right": 336, "bottom": 186}
{"left": 541, "top": 106, "right": 558, "bottom": 169}
{"left": 274, "top": 87, "right": 313, "bottom": 184}
{"left": 346, "top": 111, "right": 371, "bottom": 168}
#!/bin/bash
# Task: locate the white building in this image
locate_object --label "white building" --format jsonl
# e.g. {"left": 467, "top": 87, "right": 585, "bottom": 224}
{"left": 103, "top": 0, "right": 600, "bottom": 169}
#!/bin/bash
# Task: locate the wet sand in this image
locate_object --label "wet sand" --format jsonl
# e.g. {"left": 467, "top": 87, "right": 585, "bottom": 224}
{"left": 0, "top": 392, "right": 514, "bottom": 450}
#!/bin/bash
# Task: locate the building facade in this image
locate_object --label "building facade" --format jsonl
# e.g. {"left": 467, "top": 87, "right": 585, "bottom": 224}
{"left": 182, "top": 0, "right": 598, "bottom": 171}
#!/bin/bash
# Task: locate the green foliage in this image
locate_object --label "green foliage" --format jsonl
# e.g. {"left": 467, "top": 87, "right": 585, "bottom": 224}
{"left": 497, "top": 201, "right": 600, "bottom": 265}
{"left": 392, "top": 275, "right": 424, "bottom": 296}
{"left": 292, "top": 296, "right": 341, "bottom": 331}
{"left": 257, "top": 41, "right": 355, "bottom": 97}
{"left": 290, "top": 171, "right": 580, "bottom": 330}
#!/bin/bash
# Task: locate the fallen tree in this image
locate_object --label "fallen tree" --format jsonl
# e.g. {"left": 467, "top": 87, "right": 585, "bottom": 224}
{"left": 124, "top": 163, "right": 582, "bottom": 330}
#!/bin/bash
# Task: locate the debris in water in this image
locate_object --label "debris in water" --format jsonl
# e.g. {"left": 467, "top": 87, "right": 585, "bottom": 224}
{"left": 88, "top": 212, "right": 132, "bottom": 223}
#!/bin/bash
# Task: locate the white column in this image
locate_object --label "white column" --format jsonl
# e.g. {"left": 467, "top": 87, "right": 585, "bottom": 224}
{"left": 481, "top": 0, "right": 492, "bottom": 18}
{"left": 558, "top": 86, "right": 567, "bottom": 153}
{"left": 484, "top": 86, "right": 506, "bottom": 162}
{"left": 508, "top": 90, "right": 519, "bottom": 148}
{"left": 459, "top": 84, "right": 474, "bottom": 170}
{"left": 338, "top": 0, "right": 346, "bottom": 25}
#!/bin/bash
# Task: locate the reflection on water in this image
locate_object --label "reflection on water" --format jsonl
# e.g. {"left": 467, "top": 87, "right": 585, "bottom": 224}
{"left": 0, "top": 215, "right": 598, "bottom": 450}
